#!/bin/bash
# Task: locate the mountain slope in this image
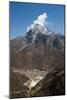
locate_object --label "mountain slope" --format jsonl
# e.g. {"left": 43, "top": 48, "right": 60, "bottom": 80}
{"left": 10, "top": 24, "right": 64, "bottom": 71}
{"left": 10, "top": 24, "right": 65, "bottom": 98}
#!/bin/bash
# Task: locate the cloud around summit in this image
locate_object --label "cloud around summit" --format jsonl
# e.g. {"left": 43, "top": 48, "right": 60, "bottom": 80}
{"left": 26, "top": 12, "right": 47, "bottom": 32}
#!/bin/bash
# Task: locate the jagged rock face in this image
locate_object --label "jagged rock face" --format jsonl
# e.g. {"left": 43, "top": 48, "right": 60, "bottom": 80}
{"left": 25, "top": 24, "right": 48, "bottom": 43}
{"left": 10, "top": 68, "right": 65, "bottom": 98}
{"left": 10, "top": 24, "right": 64, "bottom": 70}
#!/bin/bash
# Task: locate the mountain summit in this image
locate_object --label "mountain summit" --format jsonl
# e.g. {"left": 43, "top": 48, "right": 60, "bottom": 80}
{"left": 25, "top": 24, "right": 51, "bottom": 42}
{"left": 32, "top": 24, "right": 48, "bottom": 34}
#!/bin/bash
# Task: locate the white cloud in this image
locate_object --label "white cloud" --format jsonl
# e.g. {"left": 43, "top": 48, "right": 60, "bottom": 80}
{"left": 26, "top": 12, "right": 47, "bottom": 32}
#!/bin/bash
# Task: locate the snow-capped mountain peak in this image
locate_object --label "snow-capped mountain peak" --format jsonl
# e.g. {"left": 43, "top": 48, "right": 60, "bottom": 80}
{"left": 26, "top": 24, "right": 52, "bottom": 42}
{"left": 32, "top": 24, "right": 48, "bottom": 34}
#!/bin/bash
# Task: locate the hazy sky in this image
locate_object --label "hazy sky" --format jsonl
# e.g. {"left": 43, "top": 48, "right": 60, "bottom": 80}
{"left": 10, "top": 2, "right": 65, "bottom": 38}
